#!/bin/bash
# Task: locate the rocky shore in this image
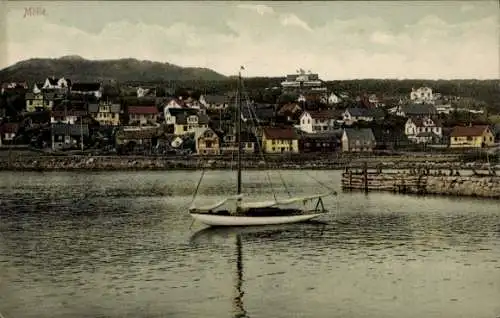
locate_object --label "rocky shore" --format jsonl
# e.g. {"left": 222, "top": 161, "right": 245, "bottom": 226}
{"left": 0, "top": 152, "right": 495, "bottom": 171}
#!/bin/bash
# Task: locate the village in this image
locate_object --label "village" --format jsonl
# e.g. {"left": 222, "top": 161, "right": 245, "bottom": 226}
{"left": 0, "top": 70, "right": 499, "bottom": 158}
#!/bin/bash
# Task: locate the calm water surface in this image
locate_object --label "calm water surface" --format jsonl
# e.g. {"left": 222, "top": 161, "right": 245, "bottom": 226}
{"left": 0, "top": 170, "right": 499, "bottom": 318}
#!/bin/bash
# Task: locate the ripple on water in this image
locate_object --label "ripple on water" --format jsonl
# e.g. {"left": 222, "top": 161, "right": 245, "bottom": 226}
{"left": 1, "top": 170, "right": 500, "bottom": 318}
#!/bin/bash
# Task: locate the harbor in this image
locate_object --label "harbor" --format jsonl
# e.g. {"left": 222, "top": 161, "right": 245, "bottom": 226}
{"left": 1, "top": 169, "right": 499, "bottom": 318}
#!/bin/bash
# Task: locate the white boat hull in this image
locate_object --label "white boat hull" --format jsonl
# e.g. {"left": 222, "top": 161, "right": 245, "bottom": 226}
{"left": 190, "top": 212, "right": 324, "bottom": 227}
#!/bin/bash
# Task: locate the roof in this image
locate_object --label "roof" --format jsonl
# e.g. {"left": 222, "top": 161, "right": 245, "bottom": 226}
{"left": 278, "top": 103, "right": 302, "bottom": 115}
{"left": 0, "top": 123, "right": 20, "bottom": 134}
{"left": 416, "top": 132, "right": 438, "bottom": 138}
{"left": 203, "top": 95, "right": 228, "bottom": 105}
{"left": 194, "top": 127, "right": 219, "bottom": 140}
{"left": 110, "top": 103, "right": 121, "bottom": 113}
{"left": 305, "top": 110, "right": 338, "bottom": 120}
{"left": 128, "top": 106, "right": 158, "bottom": 114}
{"left": 71, "top": 83, "right": 101, "bottom": 92}
{"left": 51, "top": 109, "right": 88, "bottom": 117}
{"left": 51, "top": 123, "right": 89, "bottom": 136}
{"left": 47, "top": 77, "right": 58, "bottom": 85}
{"left": 300, "top": 131, "right": 339, "bottom": 140}
{"left": 263, "top": 126, "right": 298, "bottom": 140}
{"left": 450, "top": 125, "right": 490, "bottom": 137}
{"left": 401, "top": 103, "right": 437, "bottom": 116}
{"left": 343, "top": 128, "right": 376, "bottom": 142}
{"left": 88, "top": 103, "right": 99, "bottom": 113}
{"left": 346, "top": 107, "right": 384, "bottom": 118}
{"left": 175, "top": 112, "right": 210, "bottom": 125}
{"left": 408, "top": 117, "right": 442, "bottom": 127}
{"left": 242, "top": 103, "right": 275, "bottom": 121}
{"left": 166, "top": 108, "right": 198, "bottom": 117}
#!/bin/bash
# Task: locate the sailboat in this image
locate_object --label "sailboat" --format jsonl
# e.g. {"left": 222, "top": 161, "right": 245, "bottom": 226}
{"left": 188, "top": 67, "right": 332, "bottom": 227}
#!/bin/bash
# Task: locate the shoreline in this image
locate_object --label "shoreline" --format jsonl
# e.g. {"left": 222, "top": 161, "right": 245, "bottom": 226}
{"left": 0, "top": 153, "right": 497, "bottom": 172}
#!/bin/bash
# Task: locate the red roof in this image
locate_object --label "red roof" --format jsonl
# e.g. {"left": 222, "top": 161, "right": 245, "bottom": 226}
{"left": 263, "top": 126, "right": 298, "bottom": 140}
{"left": 0, "top": 123, "right": 20, "bottom": 134}
{"left": 307, "top": 110, "right": 337, "bottom": 120}
{"left": 450, "top": 125, "right": 490, "bottom": 137}
{"left": 128, "top": 106, "right": 158, "bottom": 114}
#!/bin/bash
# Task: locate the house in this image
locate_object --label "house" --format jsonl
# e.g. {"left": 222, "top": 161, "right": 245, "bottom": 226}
{"left": 164, "top": 107, "right": 198, "bottom": 125}
{"left": 115, "top": 127, "right": 160, "bottom": 151}
{"left": 199, "top": 94, "right": 229, "bottom": 110}
{"left": 137, "top": 87, "right": 157, "bottom": 98}
{"left": 341, "top": 128, "right": 376, "bottom": 152}
{"left": 173, "top": 111, "right": 210, "bottom": 135}
{"left": 299, "top": 110, "right": 338, "bottom": 133}
{"left": 327, "top": 93, "right": 341, "bottom": 105}
{"left": 195, "top": 127, "right": 221, "bottom": 155}
{"left": 43, "top": 77, "right": 70, "bottom": 90}
{"left": 410, "top": 87, "right": 433, "bottom": 104}
{"left": 25, "top": 92, "right": 54, "bottom": 112}
{"left": 449, "top": 125, "right": 495, "bottom": 148}
{"left": 396, "top": 103, "right": 437, "bottom": 117}
{"left": 50, "top": 100, "right": 88, "bottom": 124}
{"left": 277, "top": 103, "right": 302, "bottom": 123}
{"left": 127, "top": 106, "right": 158, "bottom": 126}
{"left": 261, "top": 126, "right": 299, "bottom": 153}
{"left": 299, "top": 131, "right": 339, "bottom": 153}
{"left": 220, "top": 131, "right": 257, "bottom": 154}
{"left": 0, "top": 123, "right": 19, "bottom": 145}
{"left": 89, "top": 101, "right": 121, "bottom": 126}
{"left": 51, "top": 123, "right": 89, "bottom": 150}
{"left": 165, "top": 98, "right": 186, "bottom": 109}
{"left": 405, "top": 117, "right": 442, "bottom": 144}
{"left": 71, "top": 83, "right": 102, "bottom": 99}
{"left": 343, "top": 107, "right": 384, "bottom": 125}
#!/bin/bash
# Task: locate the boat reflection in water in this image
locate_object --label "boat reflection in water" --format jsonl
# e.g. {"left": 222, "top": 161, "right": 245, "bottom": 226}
{"left": 189, "top": 222, "right": 328, "bottom": 318}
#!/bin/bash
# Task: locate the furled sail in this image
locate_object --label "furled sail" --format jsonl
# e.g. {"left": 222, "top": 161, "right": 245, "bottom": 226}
{"left": 190, "top": 194, "right": 244, "bottom": 212}
{"left": 239, "top": 193, "right": 330, "bottom": 209}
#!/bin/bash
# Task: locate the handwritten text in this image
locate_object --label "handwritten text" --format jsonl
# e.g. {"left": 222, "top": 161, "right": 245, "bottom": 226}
{"left": 23, "top": 7, "right": 46, "bottom": 18}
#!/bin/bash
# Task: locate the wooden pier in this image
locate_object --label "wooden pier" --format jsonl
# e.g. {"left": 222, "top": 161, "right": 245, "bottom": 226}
{"left": 341, "top": 163, "right": 500, "bottom": 198}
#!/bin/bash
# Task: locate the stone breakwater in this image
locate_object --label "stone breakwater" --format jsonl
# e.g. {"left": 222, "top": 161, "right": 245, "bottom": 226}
{"left": 0, "top": 153, "right": 489, "bottom": 171}
{"left": 342, "top": 172, "right": 500, "bottom": 199}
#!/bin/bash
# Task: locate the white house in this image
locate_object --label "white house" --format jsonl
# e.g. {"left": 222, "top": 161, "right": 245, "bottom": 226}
{"left": 137, "top": 87, "right": 156, "bottom": 98}
{"left": 43, "top": 77, "right": 70, "bottom": 90}
{"left": 299, "top": 110, "right": 337, "bottom": 133}
{"left": 164, "top": 107, "right": 198, "bottom": 125}
{"left": 405, "top": 117, "right": 442, "bottom": 144}
{"left": 343, "top": 107, "right": 384, "bottom": 125}
{"left": 410, "top": 87, "right": 433, "bottom": 104}
{"left": 327, "top": 93, "right": 341, "bottom": 105}
{"left": 199, "top": 94, "right": 228, "bottom": 110}
{"left": 33, "top": 83, "right": 42, "bottom": 94}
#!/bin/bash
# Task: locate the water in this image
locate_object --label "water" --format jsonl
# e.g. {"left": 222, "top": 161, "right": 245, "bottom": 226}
{"left": 0, "top": 170, "right": 499, "bottom": 318}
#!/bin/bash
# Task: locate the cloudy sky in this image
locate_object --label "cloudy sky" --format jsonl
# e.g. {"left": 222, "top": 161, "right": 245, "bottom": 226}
{"left": 2, "top": 1, "right": 499, "bottom": 79}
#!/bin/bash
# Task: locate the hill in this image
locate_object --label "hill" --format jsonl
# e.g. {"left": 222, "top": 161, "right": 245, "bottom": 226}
{"left": 0, "top": 56, "right": 228, "bottom": 83}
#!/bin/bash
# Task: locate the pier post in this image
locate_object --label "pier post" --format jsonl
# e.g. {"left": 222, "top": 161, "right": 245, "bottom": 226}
{"left": 363, "top": 161, "right": 368, "bottom": 193}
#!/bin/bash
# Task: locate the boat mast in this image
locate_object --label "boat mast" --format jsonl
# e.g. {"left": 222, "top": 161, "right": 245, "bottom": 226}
{"left": 236, "top": 67, "right": 243, "bottom": 195}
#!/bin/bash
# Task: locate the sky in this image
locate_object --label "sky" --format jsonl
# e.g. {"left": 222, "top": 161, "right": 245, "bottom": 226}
{"left": 1, "top": 1, "right": 499, "bottom": 80}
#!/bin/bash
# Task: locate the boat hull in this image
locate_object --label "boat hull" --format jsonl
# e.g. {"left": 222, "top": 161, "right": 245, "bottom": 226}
{"left": 189, "top": 212, "right": 325, "bottom": 226}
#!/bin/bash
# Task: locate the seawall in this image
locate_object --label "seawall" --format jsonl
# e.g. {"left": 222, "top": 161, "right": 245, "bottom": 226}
{"left": 0, "top": 151, "right": 495, "bottom": 172}
{"left": 341, "top": 171, "right": 500, "bottom": 199}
